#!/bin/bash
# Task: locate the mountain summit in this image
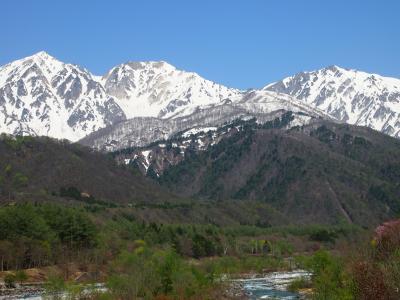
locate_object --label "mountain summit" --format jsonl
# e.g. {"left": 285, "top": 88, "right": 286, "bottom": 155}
{"left": 264, "top": 66, "right": 400, "bottom": 138}
{"left": 0, "top": 51, "right": 125, "bottom": 141}
{"left": 101, "top": 60, "right": 242, "bottom": 119}
{"left": 1, "top": 53, "right": 400, "bottom": 143}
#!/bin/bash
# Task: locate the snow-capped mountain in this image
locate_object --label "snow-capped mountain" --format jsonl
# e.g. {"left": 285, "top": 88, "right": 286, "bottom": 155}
{"left": 0, "top": 52, "right": 327, "bottom": 146}
{"left": 0, "top": 51, "right": 125, "bottom": 141}
{"left": 102, "top": 61, "right": 242, "bottom": 119}
{"left": 3, "top": 52, "right": 400, "bottom": 148}
{"left": 264, "top": 65, "right": 400, "bottom": 138}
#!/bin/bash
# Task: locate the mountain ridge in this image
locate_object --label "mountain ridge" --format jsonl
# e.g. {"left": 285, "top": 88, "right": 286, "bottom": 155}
{"left": 264, "top": 65, "right": 400, "bottom": 137}
{"left": 1, "top": 51, "right": 400, "bottom": 145}
{"left": 0, "top": 51, "right": 125, "bottom": 141}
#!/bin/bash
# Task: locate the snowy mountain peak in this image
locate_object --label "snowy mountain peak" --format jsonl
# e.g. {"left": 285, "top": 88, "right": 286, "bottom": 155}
{"left": 102, "top": 60, "right": 242, "bottom": 119}
{"left": 0, "top": 52, "right": 125, "bottom": 141}
{"left": 2, "top": 52, "right": 400, "bottom": 144}
{"left": 265, "top": 66, "right": 400, "bottom": 137}
{"left": 29, "top": 50, "right": 54, "bottom": 60}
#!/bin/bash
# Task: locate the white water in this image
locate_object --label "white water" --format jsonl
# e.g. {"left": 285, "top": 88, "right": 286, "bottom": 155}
{"left": 234, "top": 270, "right": 312, "bottom": 299}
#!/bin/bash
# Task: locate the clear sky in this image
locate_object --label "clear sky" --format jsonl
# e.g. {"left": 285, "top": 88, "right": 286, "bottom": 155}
{"left": 1, "top": 0, "right": 399, "bottom": 89}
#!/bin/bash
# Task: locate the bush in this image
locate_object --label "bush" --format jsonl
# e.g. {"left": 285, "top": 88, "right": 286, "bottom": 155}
{"left": 15, "top": 270, "right": 28, "bottom": 283}
{"left": 351, "top": 220, "right": 400, "bottom": 299}
{"left": 305, "top": 250, "right": 354, "bottom": 299}
{"left": 287, "top": 277, "right": 312, "bottom": 292}
{"left": 309, "top": 228, "right": 338, "bottom": 243}
{"left": 4, "top": 273, "right": 16, "bottom": 288}
{"left": 107, "top": 245, "right": 216, "bottom": 299}
{"left": 44, "top": 274, "right": 66, "bottom": 295}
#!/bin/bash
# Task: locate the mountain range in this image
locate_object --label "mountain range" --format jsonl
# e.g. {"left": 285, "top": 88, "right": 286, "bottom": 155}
{"left": 2, "top": 52, "right": 400, "bottom": 148}
{"left": 2, "top": 52, "right": 400, "bottom": 226}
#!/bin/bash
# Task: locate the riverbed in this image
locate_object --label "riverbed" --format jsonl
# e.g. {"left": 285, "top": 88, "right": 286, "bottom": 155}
{"left": 232, "top": 270, "right": 312, "bottom": 299}
{"left": 2, "top": 270, "right": 311, "bottom": 299}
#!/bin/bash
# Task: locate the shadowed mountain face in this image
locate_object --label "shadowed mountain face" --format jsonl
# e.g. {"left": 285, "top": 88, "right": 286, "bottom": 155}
{"left": 0, "top": 134, "right": 175, "bottom": 204}
{"left": 157, "top": 121, "right": 400, "bottom": 226}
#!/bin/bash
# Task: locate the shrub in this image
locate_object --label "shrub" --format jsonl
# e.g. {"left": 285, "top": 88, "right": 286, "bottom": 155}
{"left": 4, "top": 273, "right": 16, "bottom": 288}
{"left": 287, "top": 277, "right": 312, "bottom": 292}
{"left": 352, "top": 261, "right": 389, "bottom": 300}
{"left": 374, "top": 219, "right": 400, "bottom": 259}
{"left": 309, "top": 228, "right": 338, "bottom": 243}
{"left": 15, "top": 270, "right": 28, "bottom": 283}
{"left": 306, "top": 250, "right": 354, "bottom": 300}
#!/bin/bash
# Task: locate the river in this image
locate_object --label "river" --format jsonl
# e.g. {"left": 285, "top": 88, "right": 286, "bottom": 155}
{"left": 232, "top": 270, "right": 312, "bottom": 299}
{"left": 2, "top": 270, "right": 311, "bottom": 299}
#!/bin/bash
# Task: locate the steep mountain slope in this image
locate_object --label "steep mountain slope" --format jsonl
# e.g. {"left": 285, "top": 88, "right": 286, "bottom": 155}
{"left": 111, "top": 112, "right": 309, "bottom": 176}
{"left": 0, "top": 134, "right": 174, "bottom": 204}
{"left": 0, "top": 52, "right": 125, "bottom": 141}
{"left": 101, "top": 61, "right": 242, "bottom": 119}
{"left": 264, "top": 66, "right": 400, "bottom": 138}
{"left": 79, "top": 93, "right": 329, "bottom": 151}
{"left": 158, "top": 121, "right": 400, "bottom": 226}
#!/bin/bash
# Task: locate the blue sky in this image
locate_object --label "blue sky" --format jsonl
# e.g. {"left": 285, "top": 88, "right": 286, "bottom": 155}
{"left": 1, "top": 0, "right": 399, "bottom": 89}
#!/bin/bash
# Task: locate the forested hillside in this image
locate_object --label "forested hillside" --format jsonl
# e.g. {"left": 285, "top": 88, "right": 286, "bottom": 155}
{"left": 160, "top": 121, "right": 400, "bottom": 226}
{"left": 0, "top": 134, "right": 174, "bottom": 205}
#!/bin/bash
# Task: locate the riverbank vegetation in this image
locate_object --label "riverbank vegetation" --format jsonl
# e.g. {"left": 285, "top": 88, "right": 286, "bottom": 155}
{"left": 291, "top": 221, "right": 400, "bottom": 299}
{"left": 1, "top": 202, "right": 398, "bottom": 299}
{"left": 0, "top": 203, "right": 365, "bottom": 299}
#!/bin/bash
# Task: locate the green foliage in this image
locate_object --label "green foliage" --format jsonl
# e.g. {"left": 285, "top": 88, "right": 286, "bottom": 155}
{"left": 15, "top": 269, "right": 28, "bottom": 283}
{"left": 0, "top": 203, "right": 97, "bottom": 270}
{"left": 2, "top": 135, "right": 34, "bottom": 151}
{"left": 309, "top": 228, "right": 338, "bottom": 243}
{"left": 12, "top": 172, "right": 28, "bottom": 188}
{"left": 44, "top": 274, "right": 66, "bottom": 299}
{"left": 287, "top": 277, "right": 312, "bottom": 292}
{"left": 4, "top": 273, "right": 16, "bottom": 288}
{"left": 192, "top": 234, "right": 218, "bottom": 258}
{"left": 368, "top": 184, "right": 400, "bottom": 213}
{"left": 107, "top": 246, "right": 213, "bottom": 299}
{"left": 59, "top": 186, "right": 81, "bottom": 200}
{"left": 313, "top": 125, "right": 337, "bottom": 143}
{"left": 300, "top": 250, "right": 354, "bottom": 300}
{"left": 44, "top": 207, "right": 97, "bottom": 248}
{"left": 0, "top": 204, "right": 53, "bottom": 241}
{"left": 272, "top": 239, "right": 294, "bottom": 256}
